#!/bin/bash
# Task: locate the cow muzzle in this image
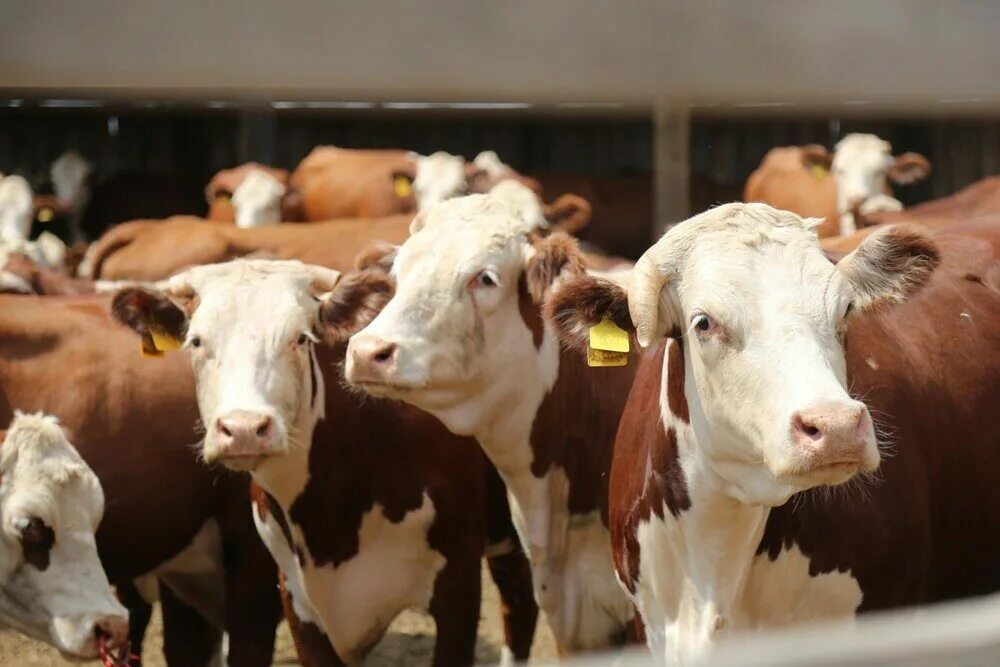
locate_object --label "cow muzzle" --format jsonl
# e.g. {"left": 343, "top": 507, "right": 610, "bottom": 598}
{"left": 53, "top": 611, "right": 129, "bottom": 659}
{"left": 345, "top": 334, "right": 400, "bottom": 388}
{"left": 212, "top": 410, "right": 282, "bottom": 470}
{"left": 786, "top": 401, "right": 879, "bottom": 481}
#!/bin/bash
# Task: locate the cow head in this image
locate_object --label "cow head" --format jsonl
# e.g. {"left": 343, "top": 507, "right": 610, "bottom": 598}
{"left": 488, "top": 180, "right": 592, "bottom": 235}
{"left": 551, "top": 203, "right": 938, "bottom": 505}
{"left": 0, "top": 176, "right": 35, "bottom": 242}
{"left": 412, "top": 151, "right": 468, "bottom": 210}
{"left": 112, "top": 260, "right": 392, "bottom": 472}
{"left": 231, "top": 169, "right": 286, "bottom": 228}
{"left": 0, "top": 413, "right": 128, "bottom": 658}
{"left": 346, "top": 193, "right": 585, "bottom": 436}
{"left": 803, "top": 134, "right": 931, "bottom": 234}
{"left": 50, "top": 151, "right": 93, "bottom": 212}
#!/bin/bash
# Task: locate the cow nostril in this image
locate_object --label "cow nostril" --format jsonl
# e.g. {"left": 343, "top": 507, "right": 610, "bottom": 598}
{"left": 218, "top": 422, "right": 232, "bottom": 438}
{"left": 256, "top": 420, "right": 271, "bottom": 437}
{"left": 803, "top": 424, "right": 820, "bottom": 437}
{"left": 373, "top": 344, "right": 396, "bottom": 363}
{"left": 793, "top": 414, "right": 823, "bottom": 442}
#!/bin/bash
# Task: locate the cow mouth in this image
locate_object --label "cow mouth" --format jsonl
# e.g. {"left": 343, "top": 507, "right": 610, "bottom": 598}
{"left": 217, "top": 452, "right": 281, "bottom": 472}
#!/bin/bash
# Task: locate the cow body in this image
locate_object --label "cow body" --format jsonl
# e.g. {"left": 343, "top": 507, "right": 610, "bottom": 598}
{"left": 81, "top": 215, "right": 413, "bottom": 280}
{"left": 0, "top": 294, "right": 282, "bottom": 665}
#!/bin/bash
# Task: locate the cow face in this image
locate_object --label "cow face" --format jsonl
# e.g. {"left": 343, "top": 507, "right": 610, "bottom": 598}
{"left": 346, "top": 194, "right": 583, "bottom": 435}
{"left": 0, "top": 175, "right": 35, "bottom": 242}
{"left": 231, "top": 169, "right": 286, "bottom": 228}
{"left": 112, "top": 260, "right": 391, "bottom": 471}
{"left": 412, "top": 152, "right": 468, "bottom": 210}
{"left": 806, "top": 134, "right": 931, "bottom": 234}
{"left": 0, "top": 413, "right": 128, "bottom": 658}
{"left": 621, "top": 203, "right": 938, "bottom": 504}
{"left": 50, "top": 151, "right": 93, "bottom": 209}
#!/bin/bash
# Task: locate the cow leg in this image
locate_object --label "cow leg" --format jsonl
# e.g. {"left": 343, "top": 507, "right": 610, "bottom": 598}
{"left": 278, "top": 573, "right": 344, "bottom": 667}
{"left": 115, "top": 580, "right": 152, "bottom": 666}
{"left": 429, "top": 553, "right": 481, "bottom": 667}
{"left": 219, "top": 494, "right": 283, "bottom": 667}
{"left": 484, "top": 463, "right": 537, "bottom": 662}
{"left": 160, "top": 582, "right": 223, "bottom": 667}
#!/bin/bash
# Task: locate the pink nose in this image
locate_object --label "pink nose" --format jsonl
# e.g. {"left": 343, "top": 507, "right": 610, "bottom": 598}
{"left": 792, "top": 403, "right": 871, "bottom": 468}
{"left": 215, "top": 411, "right": 277, "bottom": 457}
{"left": 348, "top": 336, "right": 398, "bottom": 384}
{"left": 93, "top": 613, "right": 129, "bottom": 647}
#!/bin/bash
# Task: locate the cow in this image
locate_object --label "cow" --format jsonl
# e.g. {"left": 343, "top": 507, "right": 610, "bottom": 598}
{"left": 344, "top": 194, "right": 638, "bottom": 652}
{"left": 205, "top": 162, "right": 304, "bottom": 224}
{"left": 744, "top": 133, "right": 931, "bottom": 237}
{"left": 111, "top": 259, "right": 538, "bottom": 666}
{"left": 290, "top": 146, "right": 543, "bottom": 221}
{"left": 0, "top": 294, "right": 284, "bottom": 665}
{"left": 0, "top": 252, "right": 96, "bottom": 295}
{"left": 228, "top": 170, "right": 288, "bottom": 228}
{"left": 81, "top": 182, "right": 593, "bottom": 281}
{"left": 50, "top": 151, "right": 93, "bottom": 243}
{"left": 0, "top": 412, "right": 129, "bottom": 659}
{"left": 0, "top": 175, "right": 35, "bottom": 242}
{"left": 544, "top": 203, "right": 1000, "bottom": 663}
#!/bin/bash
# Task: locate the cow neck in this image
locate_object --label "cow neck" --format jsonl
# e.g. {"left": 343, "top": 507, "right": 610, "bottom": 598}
{"left": 655, "top": 336, "right": 770, "bottom": 657}
{"left": 251, "top": 344, "right": 326, "bottom": 505}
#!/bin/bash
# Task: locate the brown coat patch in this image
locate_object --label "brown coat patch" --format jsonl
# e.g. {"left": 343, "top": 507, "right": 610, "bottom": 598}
{"left": 665, "top": 338, "right": 690, "bottom": 423}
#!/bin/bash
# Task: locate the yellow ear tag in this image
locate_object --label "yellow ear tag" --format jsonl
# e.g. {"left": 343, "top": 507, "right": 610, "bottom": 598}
{"left": 587, "top": 317, "right": 629, "bottom": 367}
{"left": 215, "top": 192, "right": 231, "bottom": 203}
{"left": 810, "top": 165, "right": 829, "bottom": 180}
{"left": 141, "top": 327, "right": 183, "bottom": 357}
{"left": 394, "top": 176, "right": 412, "bottom": 198}
{"left": 36, "top": 207, "right": 54, "bottom": 223}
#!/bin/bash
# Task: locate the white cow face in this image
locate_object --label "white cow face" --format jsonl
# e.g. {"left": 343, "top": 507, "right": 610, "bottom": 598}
{"left": 804, "top": 134, "right": 931, "bottom": 234}
{"left": 0, "top": 413, "right": 128, "bottom": 658}
{"left": 231, "top": 169, "right": 286, "bottom": 228}
{"left": 112, "top": 261, "right": 392, "bottom": 471}
{"left": 628, "top": 203, "right": 938, "bottom": 504}
{"left": 0, "top": 176, "right": 35, "bottom": 242}
{"left": 346, "top": 194, "right": 582, "bottom": 435}
{"left": 412, "top": 151, "right": 468, "bottom": 210}
{"left": 50, "top": 151, "right": 93, "bottom": 207}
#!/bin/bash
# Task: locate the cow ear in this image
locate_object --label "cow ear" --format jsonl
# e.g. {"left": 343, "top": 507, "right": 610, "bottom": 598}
{"left": 318, "top": 270, "right": 395, "bottom": 343}
{"left": 801, "top": 144, "right": 833, "bottom": 171}
{"left": 544, "top": 194, "right": 592, "bottom": 235}
{"left": 353, "top": 241, "right": 398, "bottom": 273}
{"left": 836, "top": 226, "right": 939, "bottom": 312}
{"left": 544, "top": 273, "right": 633, "bottom": 353}
{"left": 889, "top": 152, "right": 931, "bottom": 185}
{"left": 111, "top": 287, "right": 189, "bottom": 355}
{"left": 524, "top": 232, "right": 586, "bottom": 303}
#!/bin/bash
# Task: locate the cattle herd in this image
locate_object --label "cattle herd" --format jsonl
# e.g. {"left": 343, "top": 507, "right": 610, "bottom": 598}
{"left": 0, "top": 131, "right": 996, "bottom": 666}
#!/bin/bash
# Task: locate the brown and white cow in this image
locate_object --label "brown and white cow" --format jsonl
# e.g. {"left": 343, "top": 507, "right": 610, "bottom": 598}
{"left": 205, "top": 162, "right": 303, "bottom": 225}
{"left": 112, "top": 259, "right": 538, "bottom": 666}
{"left": 0, "top": 294, "right": 283, "bottom": 665}
{"left": 344, "top": 194, "right": 636, "bottom": 651}
{"left": 290, "top": 146, "right": 542, "bottom": 221}
{"left": 744, "top": 134, "right": 931, "bottom": 237}
{"left": 81, "top": 181, "right": 591, "bottom": 282}
{"left": 546, "top": 203, "right": 1000, "bottom": 663}
{"left": 0, "top": 412, "right": 129, "bottom": 659}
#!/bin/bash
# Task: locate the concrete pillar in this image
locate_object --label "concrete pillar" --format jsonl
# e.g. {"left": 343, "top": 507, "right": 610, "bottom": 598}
{"left": 653, "top": 103, "right": 690, "bottom": 239}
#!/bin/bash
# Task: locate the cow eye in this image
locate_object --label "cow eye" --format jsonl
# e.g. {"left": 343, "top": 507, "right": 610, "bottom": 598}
{"left": 297, "top": 333, "right": 309, "bottom": 346}
{"left": 189, "top": 335, "right": 202, "bottom": 348}
{"left": 19, "top": 518, "right": 53, "bottom": 547}
{"left": 691, "top": 313, "right": 715, "bottom": 336}
{"left": 473, "top": 270, "right": 500, "bottom": 289}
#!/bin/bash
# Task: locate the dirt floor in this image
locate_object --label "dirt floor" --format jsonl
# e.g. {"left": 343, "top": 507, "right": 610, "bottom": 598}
{"left": 0, "top": 563, "right": 557, "bottom": 665}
